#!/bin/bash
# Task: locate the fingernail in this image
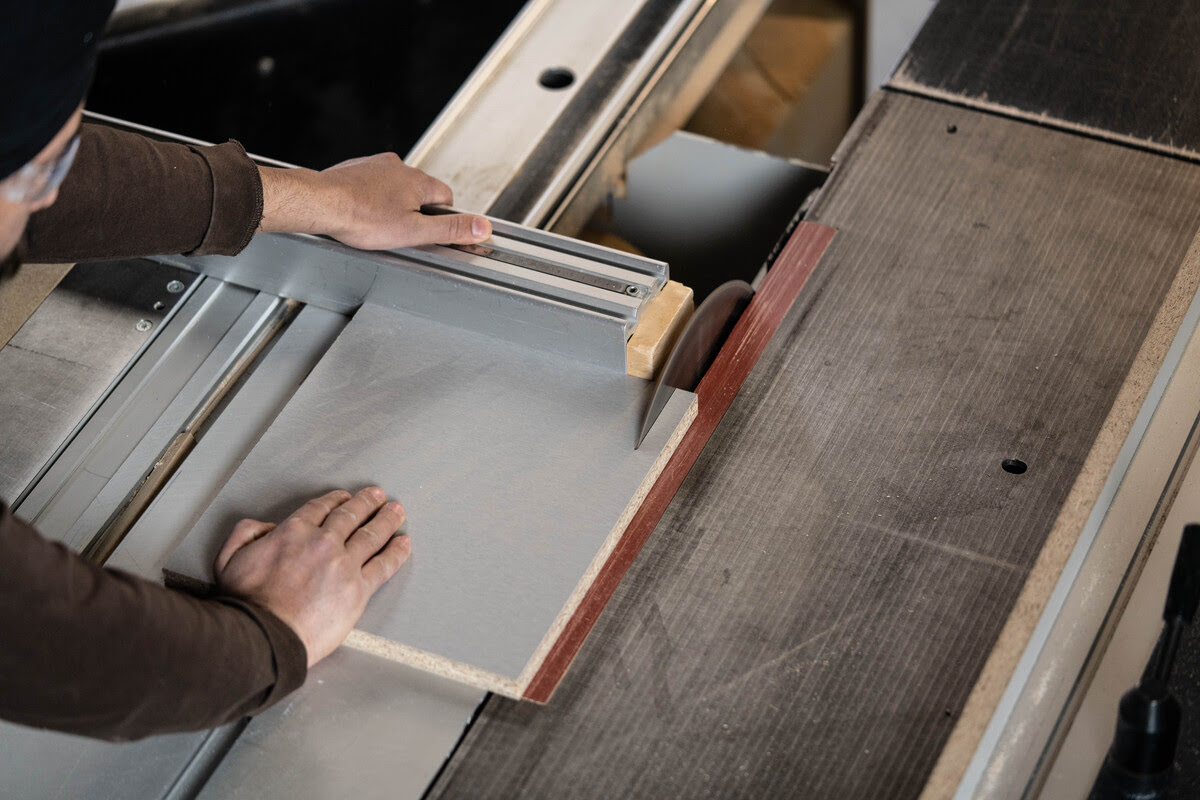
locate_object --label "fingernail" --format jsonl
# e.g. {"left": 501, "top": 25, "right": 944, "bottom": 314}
{"left": 471, "top": 217, "right": 490, "bottom": 239}
{"left": 387, "top": 501, "right": 404, "bottom": 514}
{"left": 369, "top": 487, "right": 386, "bottom": 501}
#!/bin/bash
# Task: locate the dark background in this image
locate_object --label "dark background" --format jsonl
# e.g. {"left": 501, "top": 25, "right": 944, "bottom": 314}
{"left": 91, "top": 0, "right": 527, "bottom": 168}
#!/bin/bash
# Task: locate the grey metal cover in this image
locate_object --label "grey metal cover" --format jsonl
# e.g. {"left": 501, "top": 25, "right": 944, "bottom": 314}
{"left": 165, "top": 302, "right": 694, "bottom": 692}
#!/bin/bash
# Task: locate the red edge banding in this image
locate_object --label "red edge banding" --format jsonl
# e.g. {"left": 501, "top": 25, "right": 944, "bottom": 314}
{"left": 523, "top": 222, "right": 837, "bottom": 703}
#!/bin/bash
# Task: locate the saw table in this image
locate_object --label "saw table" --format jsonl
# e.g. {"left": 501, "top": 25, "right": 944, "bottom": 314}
{"left": 7, "top": 1, "right": 1200, "bottom": 799}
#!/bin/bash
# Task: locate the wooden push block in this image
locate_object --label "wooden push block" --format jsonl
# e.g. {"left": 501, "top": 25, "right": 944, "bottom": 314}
{"left": 626, "top": 280, "right": 694, "bottom": 380}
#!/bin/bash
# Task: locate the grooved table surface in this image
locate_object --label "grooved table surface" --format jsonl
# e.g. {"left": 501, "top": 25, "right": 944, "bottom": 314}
{"left": 892, "top": 0, "right": 1200, "bottom": 159}
{"left": 427, "top": 92, "right": 1200, "bottom": 799}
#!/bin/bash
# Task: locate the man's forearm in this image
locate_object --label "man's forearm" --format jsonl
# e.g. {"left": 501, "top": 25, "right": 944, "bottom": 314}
{"left": 0, "top": 504, "right": 306, "bottom": 740}
{"left": 24, "top": 123, "right": 491, "bottom": 265}
{"left": 24, "top": 123, "right": 262, "bottom": 263}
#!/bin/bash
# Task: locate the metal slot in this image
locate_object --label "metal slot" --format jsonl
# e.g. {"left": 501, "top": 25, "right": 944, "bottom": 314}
{"left": 448, "top": 242, "right": 641, "bottom": 297}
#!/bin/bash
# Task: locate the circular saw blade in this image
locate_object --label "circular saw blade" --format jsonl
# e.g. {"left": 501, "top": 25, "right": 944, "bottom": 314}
{"left": 635, "top": 280, "right": 755, "bottom": 449}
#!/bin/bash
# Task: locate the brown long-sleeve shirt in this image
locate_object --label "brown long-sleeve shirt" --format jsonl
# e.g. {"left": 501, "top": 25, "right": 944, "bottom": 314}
{"left": 0, "top": 123, "right": 307, "bottom": 740}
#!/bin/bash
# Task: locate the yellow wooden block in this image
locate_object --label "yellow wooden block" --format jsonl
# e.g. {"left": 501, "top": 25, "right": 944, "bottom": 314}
{"left": 627, "top": 281, "right": 694, "bottom": 380}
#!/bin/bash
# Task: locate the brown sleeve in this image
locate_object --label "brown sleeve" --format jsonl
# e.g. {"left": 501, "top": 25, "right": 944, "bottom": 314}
{"left": 23, "top": 123, "right": 263, "bottom": 263}
{"left": 0, "top": 503, "right": 307, "bottom": 741}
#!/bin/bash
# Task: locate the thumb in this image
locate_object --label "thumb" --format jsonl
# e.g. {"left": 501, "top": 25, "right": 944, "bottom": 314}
{"left": 215, "top": 519, "right": 275, "bottom": 575}
{"left": 417, "top": 212, "right": 491, "bottom": 246}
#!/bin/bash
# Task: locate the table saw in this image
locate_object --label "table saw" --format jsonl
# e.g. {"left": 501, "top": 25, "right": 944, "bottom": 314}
{"left": 6, "top": 1, "right": 1200, "bottom": 798}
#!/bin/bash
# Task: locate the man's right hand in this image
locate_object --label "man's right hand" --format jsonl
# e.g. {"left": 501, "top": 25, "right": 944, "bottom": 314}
{"left": 213, "top": 487, "right": 411, "bottom": 668}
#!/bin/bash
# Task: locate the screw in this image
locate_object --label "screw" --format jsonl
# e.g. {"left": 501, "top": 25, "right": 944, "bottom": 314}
{"left": 152, "top": 300, "right": 165, "bottom": 311}
{"left": 625, "top": 285, "right": 643, "bottom": 297}
{"left": 136, "top": 319, "right": 152, "bottom": 332}
{"left": 166, "top": 280, "right": 185, "bottom": 294}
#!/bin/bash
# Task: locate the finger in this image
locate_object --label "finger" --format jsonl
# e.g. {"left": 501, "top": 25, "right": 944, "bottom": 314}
{"left": 323, "top": 486, "right": 387, "bottom": 541}
{"left": 361, "top": 534, "right": 412, "bottom": 593}
{"left": 419, "top": 175, "right": 454, "bottom": 207}
{"left": 288, "top": 489, "right": 353, "bottom": 527}
{"left": 215, "top": 519, "right": 275, "bottom": 574}
{"left": 346, "top": 501, "right": 406, "bottom": 563}
{"left": 414, "top": 212, "right": 491, "bottom": 246}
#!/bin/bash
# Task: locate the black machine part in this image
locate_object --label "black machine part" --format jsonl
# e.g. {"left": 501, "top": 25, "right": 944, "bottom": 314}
{"left": 1089, "top": 524, "right": 1200, "bottom": 799}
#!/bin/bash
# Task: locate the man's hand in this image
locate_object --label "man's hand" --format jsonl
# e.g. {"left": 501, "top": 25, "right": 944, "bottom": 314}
{"left": 257, "top": 154, "right": 491, "bottom": 250}
{"left": 213, "top": 487, "right": 411, "bottom": 668}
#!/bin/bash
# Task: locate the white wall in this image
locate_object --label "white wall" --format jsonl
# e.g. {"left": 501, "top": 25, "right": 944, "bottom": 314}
{"left": 867, "top": 0, "right": 938, "bottom": 92}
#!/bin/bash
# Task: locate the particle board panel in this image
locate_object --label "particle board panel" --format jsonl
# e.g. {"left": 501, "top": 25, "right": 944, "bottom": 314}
{"left": 164, "top": 302, "right": 696, "bottom": 699}
{"left": 426, "top": 93, "right": 1200, "bottom": 799}
{"left": 892, "top": 0, "right": 1200, "bottom": 160}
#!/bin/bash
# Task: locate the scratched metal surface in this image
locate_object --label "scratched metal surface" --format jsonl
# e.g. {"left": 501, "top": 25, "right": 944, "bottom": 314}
{"left": 0, "top": 260, "right": 194, "bottom": 502}
{"left": 426, "top": 92, "right": 1200, "bottom": 798}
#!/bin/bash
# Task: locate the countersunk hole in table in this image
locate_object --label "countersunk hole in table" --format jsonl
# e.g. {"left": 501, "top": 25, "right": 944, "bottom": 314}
{"left": 946, "top": 123, "right": 958, "bottom": 134}
{"left": 539, "top": 67, "right": 575, "bottom": 90}
{"left": 1002, "top": 458, "right": 1028, "bottom": 475}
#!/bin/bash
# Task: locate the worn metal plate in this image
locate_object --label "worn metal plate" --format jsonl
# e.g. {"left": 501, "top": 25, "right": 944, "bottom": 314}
{"left": 195, "top": 648, "right": 483, "bottom": 800}
{"left": 0, "top": 260, "right": 194, "bottom": 502}
{"left": 14, "top": 279, "right": 259, "bottom": 550}
{"left": 426, "top": 93, "right": 1200, "bottom": 799}
{"left": 0, "top": 719, "right": 217, "bottom": 800}
{"left": 166, "top": 302, "right": 694, "bottom": 684}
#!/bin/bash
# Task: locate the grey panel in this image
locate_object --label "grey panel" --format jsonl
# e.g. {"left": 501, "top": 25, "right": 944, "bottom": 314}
{"left": 427, "top": 93, "right": 1200, "bottom": 798}
{"left": 196, "top": 649, "right": 483, "bottom": 800}
{"left": 166, "top": 302, "right": 694, "bottom": 681}
{"left": 0, "top": 720, "right": 216, "bottom": 800}
{"left": 109, "top": 306, "right": 484, "bottom": 800}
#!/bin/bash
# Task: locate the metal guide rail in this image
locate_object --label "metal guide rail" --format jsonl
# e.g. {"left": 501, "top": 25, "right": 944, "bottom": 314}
{"left": 168, "top": 214, "right": 668, "bottom": 371}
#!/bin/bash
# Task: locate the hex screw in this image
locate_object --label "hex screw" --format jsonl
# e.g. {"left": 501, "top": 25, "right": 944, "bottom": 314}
{"left": 166, "top": 280, "right": 185, "bottom": 294}
{"left": 136, "top": 319, "right": 153, "bottom": 332}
